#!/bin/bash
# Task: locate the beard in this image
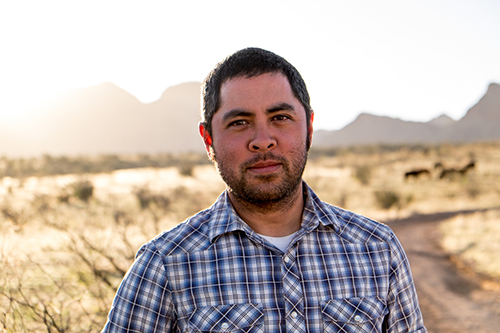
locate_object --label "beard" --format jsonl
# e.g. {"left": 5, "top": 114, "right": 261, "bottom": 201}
{"left": 213, "top": 147, "right": 308, "bottom": 207}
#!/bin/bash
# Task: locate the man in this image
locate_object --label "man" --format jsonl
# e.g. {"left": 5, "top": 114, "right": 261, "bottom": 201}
{"left": 103, "top": 47, "right": 427, "bottom": 332}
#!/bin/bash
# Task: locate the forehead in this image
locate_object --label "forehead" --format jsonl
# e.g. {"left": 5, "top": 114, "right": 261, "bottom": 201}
{"left": 218, "top": 72, "right": 299, "bottom": 110}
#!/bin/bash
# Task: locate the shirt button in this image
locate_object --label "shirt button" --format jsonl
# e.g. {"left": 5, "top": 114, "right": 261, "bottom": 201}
{"left": 284, "top": 256, "right": 290, "bottom": 263}
{"left": 354, "top": 315, "right": 362, "bottom": 322}
{"left": 291, "top": 311, "right": 298, "bottom": 318}
{"left": 221, "top": 322, "right": 229, "bottom": 330}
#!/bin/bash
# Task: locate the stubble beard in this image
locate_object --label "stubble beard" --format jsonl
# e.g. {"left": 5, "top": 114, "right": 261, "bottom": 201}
{"left": 213, "top": 148, "right": 308, "bottom": 210}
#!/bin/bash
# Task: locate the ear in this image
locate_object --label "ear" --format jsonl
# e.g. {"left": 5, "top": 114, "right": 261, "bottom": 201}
{"left": 308, "top": 111, "right": 314, "bottom": 143}
{"left": 198, "top": 122, "right": 213, "bottom": 153}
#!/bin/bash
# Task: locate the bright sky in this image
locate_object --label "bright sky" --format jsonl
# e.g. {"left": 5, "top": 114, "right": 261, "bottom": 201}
{"left": 1, "top": 0, "right": 499, "bottom": 131}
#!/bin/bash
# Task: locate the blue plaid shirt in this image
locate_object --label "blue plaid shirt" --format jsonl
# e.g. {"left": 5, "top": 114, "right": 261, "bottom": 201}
{"left": 103, "top": 183, "right": 426, "bottom": 332}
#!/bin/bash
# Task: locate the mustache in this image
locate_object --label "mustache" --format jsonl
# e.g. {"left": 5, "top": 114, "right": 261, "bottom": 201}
{"left": 241, "top": 153, "right": 288, "bottom": 169}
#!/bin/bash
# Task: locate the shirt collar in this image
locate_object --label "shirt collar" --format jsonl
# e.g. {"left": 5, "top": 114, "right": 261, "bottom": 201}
{"left": 207, "top": 191, "right": 254, "bottom": 243}
{"left": 301, "top": 182, "right": 340, "bottom": 231}
{"left": 207, "top": 181, "right": 340, "bottom": 243}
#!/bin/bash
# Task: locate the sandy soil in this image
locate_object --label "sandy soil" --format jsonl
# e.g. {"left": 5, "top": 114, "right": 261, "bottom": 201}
{"left": 387, "top": 208, "right": 500, "bottom": 332}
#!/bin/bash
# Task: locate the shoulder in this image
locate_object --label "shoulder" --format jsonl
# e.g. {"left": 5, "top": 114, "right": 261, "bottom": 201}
{"left": 305, "top": 183, "right": 396, "bottom": 244}
{"left": 138, "top": 205, "right": 216, "bottom": 259}
{"left": 316, "top": 199, "right": 396, "bottom": 245}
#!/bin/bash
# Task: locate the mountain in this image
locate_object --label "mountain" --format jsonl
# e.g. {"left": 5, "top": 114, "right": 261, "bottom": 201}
{"left": 314, "top": 113, "right": 441, "bottom": 147}
{"left": 314, "top": 83, "right": 500, "bottom": 148}
{"left": 428, "top": 114, "right": 456, "bottom": 128}
{"left": 2, "top": 82, "right": 204, "bottom": 156}
{"left": 1, "top": 82, "right": 499, "bottom": 157}
{"left": 448, "top": 83, "right": 500, "bottom": 142}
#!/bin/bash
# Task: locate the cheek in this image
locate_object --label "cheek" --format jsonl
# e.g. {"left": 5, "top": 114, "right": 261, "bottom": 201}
{"left": 215, "top": 134, "right": 246, "bottom": 153}
{"left": 212, "top": 138, "right": 242, "bottom": 162}
{"left": 283, "top": 131, "right": 308, "bottom": 150}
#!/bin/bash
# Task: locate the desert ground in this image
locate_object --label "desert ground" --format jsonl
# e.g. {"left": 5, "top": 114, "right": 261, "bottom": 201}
{"left": 1, "top": 142, "right": 500, "bottom": 332}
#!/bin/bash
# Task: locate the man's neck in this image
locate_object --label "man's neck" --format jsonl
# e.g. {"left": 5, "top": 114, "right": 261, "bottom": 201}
{"left": 228, "top": 183, "right": 305, "bottom": 237}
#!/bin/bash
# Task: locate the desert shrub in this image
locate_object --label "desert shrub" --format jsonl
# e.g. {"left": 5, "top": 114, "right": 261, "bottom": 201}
{"left": 134, "top": 187, "right": 152, "bottom": 210}
{"left": 57, "top": 190, "right": 70, "bottom": 203}
{"left": 71, "top": 180, "right": 94, "bottom": 202}
{"left": 0, "top": 192, "right": 174, "bottom": 332}
{"left": 0, "top": 201, "right": 30, "bottom": 230}
{"left": 465, "top": 183, "right": 481, "bottom": 199}
{"left": 134, "top": 187, "right": 170, "bottom": 210}
{"left": 374, "top": 190, "right": 400, "bottom": 209}
{"left": 405, "top": 193, "right": 414, "bottom": 205}
{"left": 178, "top": 161, "right": 195, "bottom": 177}
{"left": 354, "top": 165, "right": 372, "bottom": 185}
{"left": 0, "top": 262, "right": 107, "bottom": 333}
{"left": 464, "top": 175, "right": 481, "bottom": 199}
{"left": 31, "top": 194, "right": 52, "bottom": 214}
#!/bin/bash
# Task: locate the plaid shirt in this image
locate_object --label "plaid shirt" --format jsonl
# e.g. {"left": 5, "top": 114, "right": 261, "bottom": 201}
{"left": 103, "top": 183, "right": 426, "bottom": 333}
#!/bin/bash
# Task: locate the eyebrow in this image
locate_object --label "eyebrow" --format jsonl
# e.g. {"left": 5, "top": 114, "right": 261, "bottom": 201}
{"left": 221, "top": 109, "right": 253, "bottom": 123}
{"left": 221, "top": 103, "right": 296, "bottom": 123}
{"left": 267, "top": 102, "right": 295, "bottom": 113}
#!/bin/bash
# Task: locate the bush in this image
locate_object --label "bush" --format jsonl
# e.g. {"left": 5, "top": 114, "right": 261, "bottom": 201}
{"left": 178, "top": 162, "right": 195, "bottom": 177}
{"left": 374, "top": 190, "right": 400, "bottom": 209}
{"left": 354, "top": 165, "right": 372, "bottom": 185}
{"left": 134, "top": 187, "right": 170, "bottom": 210}
{"left": 71, "top": 180, "right": 94, "bottom": 202}
{"left": 465, "top": 179, "right": 481, "bottom": 199}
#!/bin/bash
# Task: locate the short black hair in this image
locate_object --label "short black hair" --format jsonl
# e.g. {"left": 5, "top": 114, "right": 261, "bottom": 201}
{"left": 201, "top": 47, "right": 312, "bottom": 143}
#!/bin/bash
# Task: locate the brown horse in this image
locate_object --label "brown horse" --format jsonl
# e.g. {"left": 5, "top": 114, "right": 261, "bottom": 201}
{"left": 404, "top": 169, "right": 431, "bottom": 180}
{"left": 439, "top": 161, "right": 476, "bottom": 180}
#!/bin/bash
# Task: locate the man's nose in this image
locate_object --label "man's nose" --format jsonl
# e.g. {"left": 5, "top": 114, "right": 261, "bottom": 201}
{"left": 249, "top": 125, "right": 277, "bottom": 152}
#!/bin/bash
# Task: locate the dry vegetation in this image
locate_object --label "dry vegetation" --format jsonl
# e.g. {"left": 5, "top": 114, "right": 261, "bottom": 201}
{"left": 440, "top": 209, "right": 500, "bottom": 281}
{"left": 1, "top": 142, "right": 500, "bottom": 332}
{"left": 306, "top": 142, "right": 500, "bottom": 220}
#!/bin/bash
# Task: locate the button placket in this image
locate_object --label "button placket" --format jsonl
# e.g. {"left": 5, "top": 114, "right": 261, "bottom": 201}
{"left": 281, "top": 248, "right": 306, "bottom": 333}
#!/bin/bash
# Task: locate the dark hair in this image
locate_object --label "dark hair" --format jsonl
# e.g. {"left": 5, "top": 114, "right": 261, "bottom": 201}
{"left": 201, "top": 47, "right": 312, "bottom": 139}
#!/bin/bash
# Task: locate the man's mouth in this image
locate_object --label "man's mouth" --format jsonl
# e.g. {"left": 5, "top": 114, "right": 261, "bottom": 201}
{"left": 246, "top": 161, "right": 282, "bottom": 174}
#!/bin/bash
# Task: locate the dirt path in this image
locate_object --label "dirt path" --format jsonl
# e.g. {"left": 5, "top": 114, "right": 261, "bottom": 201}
{"left": 386, "top": 208, "right": 500, "bottom": 332}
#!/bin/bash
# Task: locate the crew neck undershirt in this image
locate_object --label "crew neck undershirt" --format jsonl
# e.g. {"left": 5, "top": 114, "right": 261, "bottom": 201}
{"left": 258, "top": 232, "right": 298, "bottom": 252}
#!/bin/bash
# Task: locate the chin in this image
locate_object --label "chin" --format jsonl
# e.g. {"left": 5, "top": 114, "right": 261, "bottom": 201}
{"left": 231, "top": 179, "right": 301, "bottom": 206}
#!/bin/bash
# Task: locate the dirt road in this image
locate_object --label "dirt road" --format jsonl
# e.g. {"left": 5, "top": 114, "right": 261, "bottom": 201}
{"left": 387, "top": 209, "right": 500, "bottom": 332}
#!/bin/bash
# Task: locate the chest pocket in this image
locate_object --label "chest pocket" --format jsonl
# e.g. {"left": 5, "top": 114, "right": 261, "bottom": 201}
{"left": 322, "top": 296, "right": 388, "bottom": 333}
{"left": 188, "top": 303, "right": 264, "bottom": 333}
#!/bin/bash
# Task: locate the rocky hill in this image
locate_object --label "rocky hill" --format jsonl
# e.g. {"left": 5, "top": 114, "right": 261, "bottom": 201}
{"left": 314, "top": 83, "right": 500, "bottom": 147}
{"left": 2, "top": 82, "right": 204, "bottom": 156}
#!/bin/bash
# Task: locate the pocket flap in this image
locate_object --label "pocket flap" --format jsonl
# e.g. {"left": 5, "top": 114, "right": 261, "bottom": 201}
{"left": 322, "top": 296, "right": 387, "bottom": 324}
{"left": 189, "top": 303, "right": 263, "bottom": 332}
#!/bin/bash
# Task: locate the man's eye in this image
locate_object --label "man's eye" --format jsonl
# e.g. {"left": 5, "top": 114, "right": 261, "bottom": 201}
{"left": 229, "top": 119, "right": 247, "bottom": 127}
{"left": 273, "top": 115, "right": 290, "bottom": 121}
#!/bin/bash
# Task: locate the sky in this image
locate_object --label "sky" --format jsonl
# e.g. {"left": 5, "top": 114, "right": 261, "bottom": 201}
{"left": 1, "top": 0, "right": 499, "bottom": 131}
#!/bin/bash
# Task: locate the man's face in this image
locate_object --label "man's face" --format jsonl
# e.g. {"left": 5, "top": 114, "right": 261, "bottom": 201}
{"left": 203, "top": 72, "right": 313, "bottom": 205}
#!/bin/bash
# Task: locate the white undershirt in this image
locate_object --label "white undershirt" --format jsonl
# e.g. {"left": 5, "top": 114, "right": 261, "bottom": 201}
{"left": 258, "top": 232, "right": 298, "bottom": 252}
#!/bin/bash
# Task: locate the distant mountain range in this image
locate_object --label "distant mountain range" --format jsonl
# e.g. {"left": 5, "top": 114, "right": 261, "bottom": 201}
{"left": 1, "top": 82, "right": 499, "bottom": 157}
{"left": 2, "top": 82, "right": 204, "bottom": 156}
{"left": 314, "top": 83, "right": 500, "bottom": 148}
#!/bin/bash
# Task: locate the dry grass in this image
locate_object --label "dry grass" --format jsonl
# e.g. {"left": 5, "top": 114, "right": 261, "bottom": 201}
{"left": 0, "top": 165, "right": 224, "bottom": 332}
{"left": 305, "top": 142, "right": 500, "bottom": 220}
{"left": 1, "top": 142, "right": 500, "bottom": 331}
{"left": 440, "top": 209, "right": 500, "bottom": 280}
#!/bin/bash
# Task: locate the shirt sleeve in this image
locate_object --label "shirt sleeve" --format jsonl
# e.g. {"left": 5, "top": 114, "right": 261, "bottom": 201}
{"left": 385, "top": 233, "right": 428, "bottom": 333}
{"left": 102, "top": 243, "right": 175, "bottom": 333}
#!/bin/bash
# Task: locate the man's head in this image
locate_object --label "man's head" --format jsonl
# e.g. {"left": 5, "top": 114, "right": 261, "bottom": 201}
{"left": 198, "top": 48, "right": 314, "bottom": 208}
{"left": 201, "top": 47, "right": 313, "bottom": 150}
